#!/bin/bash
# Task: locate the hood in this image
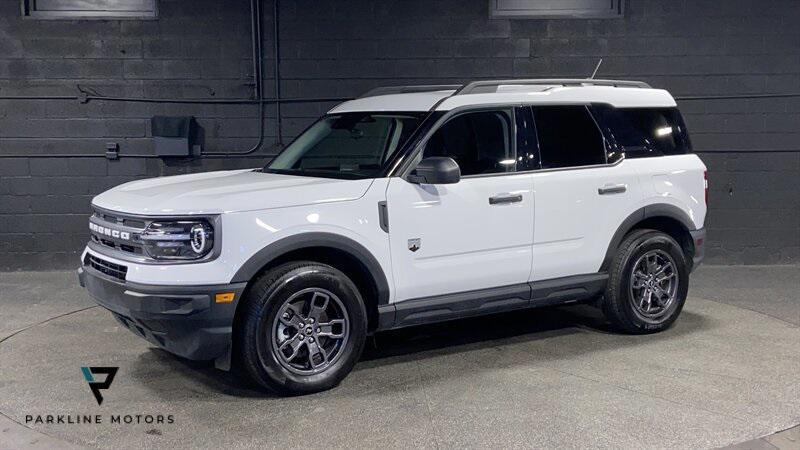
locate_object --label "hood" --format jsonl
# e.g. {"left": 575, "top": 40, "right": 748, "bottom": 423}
{"left": 92, "top": 169, "right": 374, "bottom": 215}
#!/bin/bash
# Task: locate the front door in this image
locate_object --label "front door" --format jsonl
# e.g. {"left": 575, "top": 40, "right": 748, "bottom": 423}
{"left": 386, "top": 108, "right": 534, "bottom": 303}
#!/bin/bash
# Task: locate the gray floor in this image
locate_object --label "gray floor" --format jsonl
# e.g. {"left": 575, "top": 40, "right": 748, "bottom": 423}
{"left": 688, "top": 266, "right": 800, "bottom": 327}
{"left": 0, "top": 266, "right": 798, "bottom": 449}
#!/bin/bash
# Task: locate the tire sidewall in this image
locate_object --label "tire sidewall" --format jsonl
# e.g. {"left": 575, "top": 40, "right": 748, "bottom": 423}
{"left": 247, "top": 265, "right": 367, "bottom": 394}
{"left": 617, "top": 233, "right": 689, "bottom": 332}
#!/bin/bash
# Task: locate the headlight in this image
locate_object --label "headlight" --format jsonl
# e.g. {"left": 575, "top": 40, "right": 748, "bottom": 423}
{"left": 140, "top": 220, "right": 214, "bottom": 260}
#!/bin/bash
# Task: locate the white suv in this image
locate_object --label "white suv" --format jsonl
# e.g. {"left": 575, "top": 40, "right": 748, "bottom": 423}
{"left": 78, "top": 79, "right": 707, "bottom": 394}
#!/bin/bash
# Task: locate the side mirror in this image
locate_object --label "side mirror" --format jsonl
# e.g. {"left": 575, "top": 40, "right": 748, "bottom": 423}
{"left": 407, "top": 157, "right": 461, "bottom": 185}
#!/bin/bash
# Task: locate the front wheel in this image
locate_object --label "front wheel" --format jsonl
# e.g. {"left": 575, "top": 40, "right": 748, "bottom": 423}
{"left": 236, "top": 261, "right": 367, "bottom": 395}
{"left": 601, "top": 229, "right": 689, "bottom": 334}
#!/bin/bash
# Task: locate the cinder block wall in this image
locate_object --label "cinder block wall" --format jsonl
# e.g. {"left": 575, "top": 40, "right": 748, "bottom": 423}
{"left": 1, "top": 0, "right": 798, "bottom": 270}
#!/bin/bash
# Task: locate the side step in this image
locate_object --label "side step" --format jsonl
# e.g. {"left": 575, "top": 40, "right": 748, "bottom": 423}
{"left": 377, "top": 273, "right": 608, "bottom": 331}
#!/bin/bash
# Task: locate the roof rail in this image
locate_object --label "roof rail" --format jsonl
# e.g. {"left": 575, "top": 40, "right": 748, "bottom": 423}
{"left": 355, "top": 79, "right": 650, "bottom": 101}
{"left": 358, "top": 84, "right": 462, "bottom": 99}
{"left": 455, "top": 78, "right": 651, "bottom": 95}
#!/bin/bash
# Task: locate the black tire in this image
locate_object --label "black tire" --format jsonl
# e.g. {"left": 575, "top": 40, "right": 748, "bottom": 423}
{"left": 601, "top": 229, "right": 689, "bottom": 334}
{"left": 236, "top": 261, "right": 367, "bottom": 395}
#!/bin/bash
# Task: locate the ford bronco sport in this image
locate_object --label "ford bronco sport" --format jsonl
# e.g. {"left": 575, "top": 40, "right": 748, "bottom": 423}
{"left": 78, "top": 79, "right": 707, "bottom": 394}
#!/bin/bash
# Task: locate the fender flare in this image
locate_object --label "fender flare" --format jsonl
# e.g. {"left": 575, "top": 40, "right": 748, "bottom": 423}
{"left": 599, "top": 204, "right": 696, "bottom": 271}
{"left": 230, "top": 232, "right": 391, "bottom": 305}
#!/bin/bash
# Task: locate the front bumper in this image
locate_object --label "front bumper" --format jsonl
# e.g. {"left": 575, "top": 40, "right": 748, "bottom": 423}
{"left": 78, "top": 264, "right": 246, "bottom": 362}
{"left": 690, "top": 227, "right": 706, "bottom": 271}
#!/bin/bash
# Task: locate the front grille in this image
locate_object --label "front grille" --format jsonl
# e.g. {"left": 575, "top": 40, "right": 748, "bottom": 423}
{"left": 91, "top": 234, "right": 144, "bottom": 255}
{"left": 84, "top": 253, "right": 128, "bottom": 281}
{"left": 90, "top": 208, "right": 147, "bottom": 256}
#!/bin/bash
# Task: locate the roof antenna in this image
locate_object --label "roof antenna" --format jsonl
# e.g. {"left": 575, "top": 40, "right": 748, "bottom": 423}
{"left": 590, "top": 58, "right": 603, "bottom": 79}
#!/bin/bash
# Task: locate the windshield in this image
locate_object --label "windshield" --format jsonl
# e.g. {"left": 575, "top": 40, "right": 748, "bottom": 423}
{"left": 265, "top": 112, "right": 425, "bottom": 179}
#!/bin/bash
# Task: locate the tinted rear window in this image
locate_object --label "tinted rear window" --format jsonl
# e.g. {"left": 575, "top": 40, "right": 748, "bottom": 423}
{"left": 595, "top": 106, "right": 692, "bottom": 159}
{"left": 532, "top": 105, "right": 606, "bottom": 169}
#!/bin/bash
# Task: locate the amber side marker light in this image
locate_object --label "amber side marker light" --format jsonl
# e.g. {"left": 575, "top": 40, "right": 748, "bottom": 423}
{"left": 215, "top": 292, "right": 236, "bottom": 303}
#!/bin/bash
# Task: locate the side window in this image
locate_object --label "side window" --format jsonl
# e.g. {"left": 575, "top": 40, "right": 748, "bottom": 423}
{"left": 532, "top": 106, "right": 606, "bottom": 169}
{"left": 594, "top": 106, "right": 692, "bottom": 159}
{"left": 422, "top": 110, "right": 513, "bottom": 176}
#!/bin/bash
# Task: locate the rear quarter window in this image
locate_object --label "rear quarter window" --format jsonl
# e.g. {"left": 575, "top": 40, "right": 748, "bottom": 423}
{"left": 594, "top": 106, "right": 692, "bottom": 159}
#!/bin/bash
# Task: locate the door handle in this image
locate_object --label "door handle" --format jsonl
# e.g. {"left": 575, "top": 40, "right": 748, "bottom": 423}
{"left": 598, "top": 184, "right": 627, "bottom": 195}
{"left": 489, "top": 193, "right": 523, "bottom": 205}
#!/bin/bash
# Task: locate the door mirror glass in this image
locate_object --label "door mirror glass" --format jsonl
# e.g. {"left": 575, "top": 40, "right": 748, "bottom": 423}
{"left": 408, "top": 157, "right": 461, "bottom": 184}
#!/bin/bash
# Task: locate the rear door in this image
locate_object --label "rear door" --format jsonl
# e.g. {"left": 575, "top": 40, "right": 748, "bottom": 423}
{"left": 527, "top": 105, "right": 643, "bottom": 281}
{"left": 386, "top": 108, "right": 535, "bottom": 302}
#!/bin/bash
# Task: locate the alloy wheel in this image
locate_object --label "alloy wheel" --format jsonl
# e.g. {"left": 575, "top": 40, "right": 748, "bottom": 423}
{"left": 628, "top": 249, "right": 679, "bottom": 322}
{"left": 271, "top": 287, "right": 350, "bottom": 375}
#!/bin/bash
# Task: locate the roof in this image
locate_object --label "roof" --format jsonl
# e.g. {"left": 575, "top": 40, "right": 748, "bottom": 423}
{"left": 328, "top": 91, "right": 455, "bottom": 114}
{"left": 328, "top": 79, "right": 677, "bottom": 114}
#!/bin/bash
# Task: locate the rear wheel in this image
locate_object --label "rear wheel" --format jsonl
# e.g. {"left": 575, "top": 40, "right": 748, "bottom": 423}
{"left": 236, "top": 261, "right": 367, "bottom": 395}
{"left": 602, "top": 229, "right": 689, "bottom": 334}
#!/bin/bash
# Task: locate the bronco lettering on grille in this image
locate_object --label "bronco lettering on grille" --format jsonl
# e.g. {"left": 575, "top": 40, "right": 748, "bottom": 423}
{"left": 89, "top": 222, "right": 131, "bottom": 240}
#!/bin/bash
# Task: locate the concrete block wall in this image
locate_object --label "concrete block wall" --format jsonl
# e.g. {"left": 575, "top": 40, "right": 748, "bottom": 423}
{"left": 0, "top": 0, "right": 798, "bottom": 270}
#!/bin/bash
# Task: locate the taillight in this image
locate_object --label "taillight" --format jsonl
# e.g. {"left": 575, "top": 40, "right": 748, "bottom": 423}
{"left": 703, "top": 170, "right": 708, "bottom": 205}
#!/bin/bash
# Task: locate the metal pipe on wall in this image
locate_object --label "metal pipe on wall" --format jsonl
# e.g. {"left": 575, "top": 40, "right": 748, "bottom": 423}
{"left": 0, "top": 96, "right": 349, "bottom": 104}
{"left": 200, "top": 0, "right": 265, "bottom": 156}
{"left": 1, "top": 92, "right": 798, "bottom": 104}
{"left": 273, "top": 0, "right": 282, "bottom": 146}
{"left": 1, "top": 91, "right": 799, "bottom": 159}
